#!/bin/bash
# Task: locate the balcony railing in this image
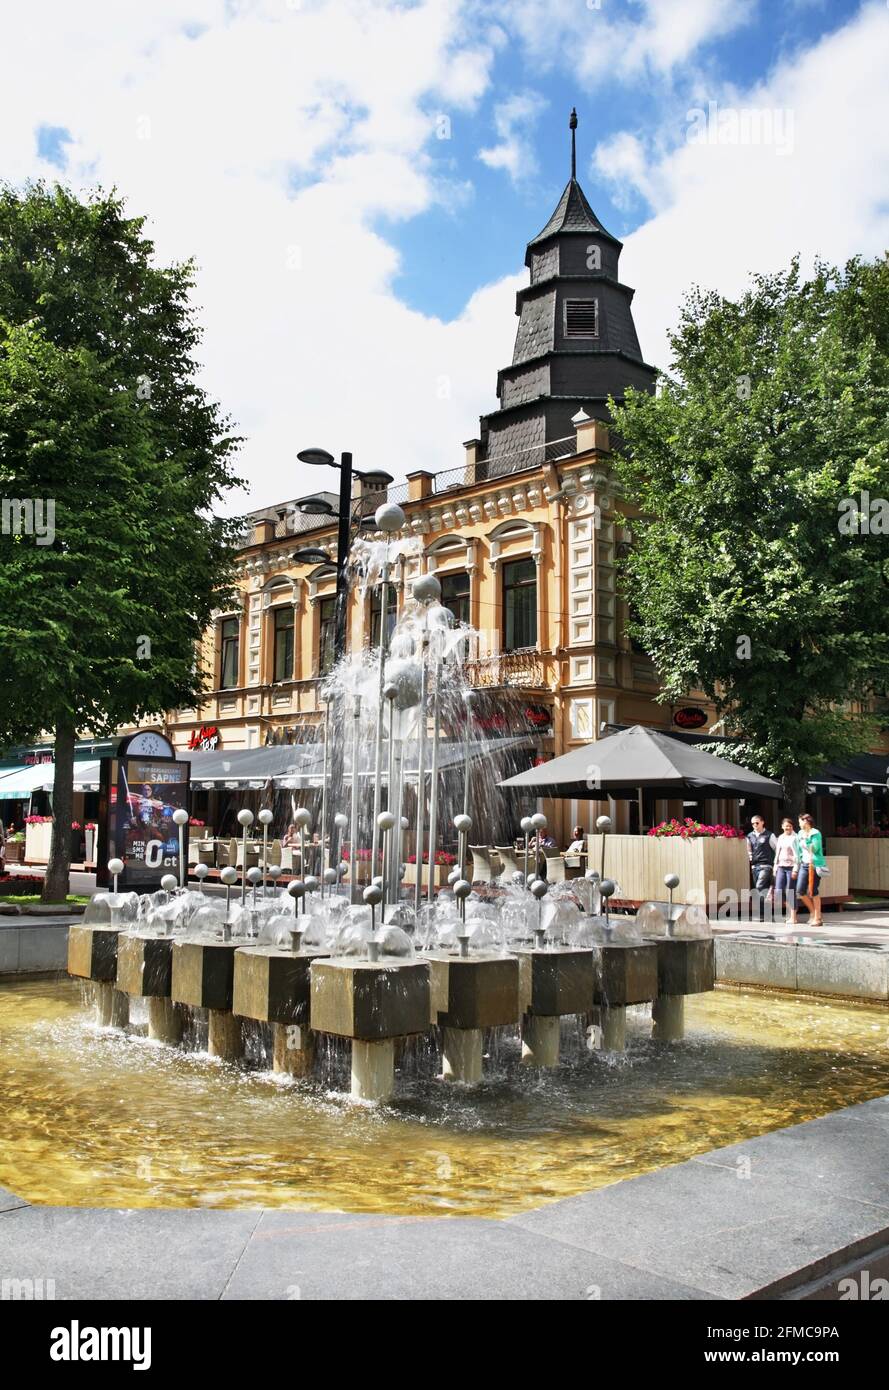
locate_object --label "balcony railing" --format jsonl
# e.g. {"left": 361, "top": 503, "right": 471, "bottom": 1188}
{"left": 464, "top": 649, "right": 546, "bottom": 689}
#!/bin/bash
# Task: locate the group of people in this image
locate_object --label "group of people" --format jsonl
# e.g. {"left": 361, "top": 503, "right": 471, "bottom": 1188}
{"left": 747, "top": 812, "right": 827, "bottom": 924}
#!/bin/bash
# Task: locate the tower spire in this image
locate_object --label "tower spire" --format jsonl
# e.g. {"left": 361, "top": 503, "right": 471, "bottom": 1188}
{"left": 569, "top": 107, "right": 577, "bottom": 181}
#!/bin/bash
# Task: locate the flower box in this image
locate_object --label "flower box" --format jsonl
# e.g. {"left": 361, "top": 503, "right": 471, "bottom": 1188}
{"left": 597, "top": 833, "right": 749, "bottom": 909}
{"left": 829, "top": 839, "right": 889, "bottom": 893}
{"left": 402, "top": 861, "right": 450, "bottom": 889}
{"left": 25, "top": 821, "right": 54, "bottom": 864}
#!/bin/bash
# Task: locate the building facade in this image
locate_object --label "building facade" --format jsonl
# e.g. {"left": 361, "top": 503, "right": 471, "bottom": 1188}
{"left": 157, "top": 147, "right": 722, "bottom": 838}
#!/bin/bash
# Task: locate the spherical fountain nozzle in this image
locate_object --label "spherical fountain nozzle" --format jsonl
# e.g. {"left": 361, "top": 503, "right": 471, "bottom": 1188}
{"left": 220, "top": 867, "right": 238, "bottom": 887}
{"left": 596, "top": 815, "right": 612, "bottom": 831}
{"left": 383, "top": 681, "right": 398, "bottom": 701}
{"left": 375, "top": 502, "right": 406, "bottom": 533}
{"left": 194, "top": 863, "right": 209, "bottom": 882}
{"left": 530, "top": 813, "right": 547, "bottom": 831}
{"left": 246, "top": 867, "right": 263, "bottom": 885}
{"left": 323, "top": 867, "right": 338, "bottom": 885}
{"left": 520, "top": 816, "right": 534, "bottom": 833}
{"left": 453, "top": 879, "right": 472, "bottom": 900}
{"left": 160, "top": 874, "right": 178, "bottom": 892}
{"left": 258, "top": 808, "right": 274, "bottom": 826}
{"left": 453, "top": 813, "right": 472, "bottom": 834}
{"left": 237, "top": 809, "right": 254, "bottom": 827}
{"left": 172, "top": 808, "right": 189, "bottom": 826}
{"left": 600, "top": 878, "right": 616, "bottom": 898}
{"left": 412, "top": 573, "right": 441, "bottom": 604}
{"left": 334, "top": 812, "right": 349, "bottom": 830}
{"left": 530, "top": 879, "right": 548, "bottom": 900}
{"left": 304, "top": 875, "right": 319, "bottom": 893}
{"left": 363, "top": 885, "right": 383, "bottom": 906}
{"left": 294, "top": 807, "right": 313, "bottom": 830}
{"left": 107, "top": 857, "right": 124, "bottom": 877}
{"left": 377, "top": 811, "right": 396, "bottom": 832}
{"left": 268, "top": 865, "right": 282, "bottom": 881}
{"left": 287, "top": 879, "right": 306, "bottom": 899}
{"left": 664, "top": 872, "right": 681, "bottom": 890}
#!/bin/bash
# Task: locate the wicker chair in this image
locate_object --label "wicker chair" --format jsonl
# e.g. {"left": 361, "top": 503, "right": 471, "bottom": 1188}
{"left": 543, "top": 847, "right": 566, "bottom": 883}
{"left": 469, "top": 845, "right": 496, "bottom": 883}
{"left": 495, "top": 845, "right": 523, "bottom": 882}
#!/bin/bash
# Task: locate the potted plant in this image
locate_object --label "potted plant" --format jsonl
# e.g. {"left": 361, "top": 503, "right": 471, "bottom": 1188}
{"left": 4, "top": 830, "right": 24, "bottom": 864}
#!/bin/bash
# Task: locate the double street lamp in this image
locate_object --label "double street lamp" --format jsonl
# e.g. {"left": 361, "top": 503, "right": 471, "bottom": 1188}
{"left": 293, "top": 446, "right": 393, "bottom": 655}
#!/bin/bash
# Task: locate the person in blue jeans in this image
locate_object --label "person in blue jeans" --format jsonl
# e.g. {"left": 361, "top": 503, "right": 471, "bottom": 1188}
{"left": 796, "top": 812, "right": 827, "bottom": 926}
{"left": 772, "top": 816, "right": 799, "bottom": 924}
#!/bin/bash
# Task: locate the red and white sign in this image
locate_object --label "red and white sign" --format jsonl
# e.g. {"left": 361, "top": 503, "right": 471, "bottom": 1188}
{"left": 188, "top": 725, "right": 220, "bottom": 752}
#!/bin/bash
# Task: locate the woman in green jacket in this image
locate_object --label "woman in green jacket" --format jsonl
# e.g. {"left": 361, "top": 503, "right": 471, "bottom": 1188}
{"left": 796, "top": 813, "right": 827, "bottom": 926}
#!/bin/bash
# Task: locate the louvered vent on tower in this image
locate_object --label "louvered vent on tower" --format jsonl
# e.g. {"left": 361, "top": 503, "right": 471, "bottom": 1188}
{"left": 564, "top": 299, "right": 598, "bottom": 338}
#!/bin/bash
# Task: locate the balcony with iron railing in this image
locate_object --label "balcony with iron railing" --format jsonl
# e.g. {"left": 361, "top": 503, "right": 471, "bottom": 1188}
{"left": 463, "top": 649, "right": 547, "bottom": 690}
{"left": 238, "top": 431, "right": 580, "bottom": 545}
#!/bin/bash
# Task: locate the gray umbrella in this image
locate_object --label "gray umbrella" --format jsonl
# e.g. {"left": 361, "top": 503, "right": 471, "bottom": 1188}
{"left": 499, "top": 724, "right": 783, "bottom": 799}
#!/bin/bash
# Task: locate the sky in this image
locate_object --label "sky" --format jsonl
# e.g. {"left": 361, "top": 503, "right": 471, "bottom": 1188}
{"left": 3, "top": 0, "right": 889, "bottom": 514}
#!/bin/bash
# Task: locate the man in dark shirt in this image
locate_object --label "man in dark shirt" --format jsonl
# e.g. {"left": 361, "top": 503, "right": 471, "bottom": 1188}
{"left": 747, "top": 814, "right": 777, "bottom": 919}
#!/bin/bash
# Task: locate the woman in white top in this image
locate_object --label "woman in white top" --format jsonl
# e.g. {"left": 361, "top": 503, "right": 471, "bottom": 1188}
{"left": 772, "top": 816, "right": 799, "bottom": 924}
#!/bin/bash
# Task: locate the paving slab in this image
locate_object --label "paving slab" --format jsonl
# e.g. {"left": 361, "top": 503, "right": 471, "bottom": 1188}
{"left": 508, "top": 1104, "right": 889, "bottom": 1300}
{"left": 221, "top": 1209, "right": 714, "bottom": 1301}
{"left": 0, "top": 1205, "right": 261, "bottom": 1300}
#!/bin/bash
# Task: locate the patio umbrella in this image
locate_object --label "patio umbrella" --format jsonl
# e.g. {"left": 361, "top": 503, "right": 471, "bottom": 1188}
{"left": 498, "top": 724, "right": 783, "bottom": 799}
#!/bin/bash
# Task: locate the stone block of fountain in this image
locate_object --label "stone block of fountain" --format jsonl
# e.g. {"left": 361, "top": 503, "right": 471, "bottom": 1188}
{"left": 310, "top": 958, "right": 431, "bottom": 1102}
{"left": 515, "top": 947, "right": 594, "bottom": 1019}
{"left": 232, "top": 944, "right": 325, "bottom": 1026}
{"left": 116, "top": 933, "right": 173, "bottom": 998}
{"left": 68, "top": 925, "right": 119, "bottom": 983}
{"left": 310, "top": 959, "right": 430, "bottom": 1041}
{"left": 591, "top": 942, "right": 659, "bottom": 1007}
{"left": 513, "top": 947, "right": 594, "bottom": 1070}
{"left": 426, "top": 953, "right": 519, "bottom": 1030}
{"left": 653, "top": 938, "right": 715, "bottom": 996}
{"left": 423, "top": 952, "right": 520, "bottom": 1083}
{"left": 233, "top": 946, "right": 328, "bottom": 1078}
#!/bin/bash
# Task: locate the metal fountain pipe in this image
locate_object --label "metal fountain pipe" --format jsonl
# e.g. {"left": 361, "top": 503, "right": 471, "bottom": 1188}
{"left": 426, "top": 640, "right": 448, "bottom": 906}
{"left": 664, "top": 872, "right": 680, "bottom": 937}
{"left": 220, "top": 866, "right": 238, "bottom": 934}
{"left": 530, "top": 812, "right": 547, "bottom": 894}
{"left": 385, "top": 689, "right": 398, "bottom": 900}
{"left": 364, "top": 883, "right": 382, "bottom": 960}
{"left": 294, "top": 807, "right": 313, "bottom": 914}
{"left": 520, "top": 815, "right": 533, "bottom": 891}
{"left": 413, "top": 632, "right": 429, "bottom": 913}
{"left": 369, "top": 502, "right": 405, "bottom": 887}
{"left": 237, "top": 809, "right": 254, "bottom": 905}
{"left": 258, "top": 808, "right": 274, "bottom": 898}
{"left": 320, "top": 697, "right": 331, "bottom": 893}
{"left": 173, "top": 808, "right": 189, "bottom": 888}
{"left": 377, "top": 811, "right": 395, "bottom": 918}
{"left": 370, "top": 553, "right": 390, "bottom": 884}
{"left": 462, "top": 689, "right": 474, "bottom": 820}
{"left": 350, "top": 695, "right": 361, "bottom": 904}
{"left": 454, "top": 814, "right": 472, "bottom": 902}
{"left": 107, "top": 857, "right": 124, "bottom": 928}
{"left": 597, "top": 814, "right": 612, "bottom": 880}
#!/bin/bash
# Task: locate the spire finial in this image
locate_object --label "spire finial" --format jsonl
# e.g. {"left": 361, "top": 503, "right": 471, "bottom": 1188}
{"left": 569, "top": 107, "right": 577, "bottom": 181}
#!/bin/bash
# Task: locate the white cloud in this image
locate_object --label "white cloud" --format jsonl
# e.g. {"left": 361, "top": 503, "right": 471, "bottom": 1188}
{"left": 499, "top": 0, "right": 756, "bottom": 83}
{"left": 1, "top": 0, "right": 512, "bottom": 513}
{"left": 609, "top": 2, "right": 889, "bottom": 377}
{"left": 477, "top": 90, "right": 547, "bottom": 182}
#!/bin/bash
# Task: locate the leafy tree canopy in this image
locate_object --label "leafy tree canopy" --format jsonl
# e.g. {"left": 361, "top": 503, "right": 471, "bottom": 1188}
{"left": 0, "top": 183, "right": 243, "bottom": 895}
{"left": 611, "top": 255, "right": 889, "bottom": 807}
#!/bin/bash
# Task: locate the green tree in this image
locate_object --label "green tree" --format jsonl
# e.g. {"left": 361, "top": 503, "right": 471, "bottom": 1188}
{"left": 0, "top": 184, "right": 242, "bottom": 900}
{"left": 611, "top": 255, "right": 889, "bottom": 811}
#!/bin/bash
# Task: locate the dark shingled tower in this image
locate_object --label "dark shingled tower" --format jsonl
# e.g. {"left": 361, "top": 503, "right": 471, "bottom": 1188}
{"left": 472, "top": 109, "right": 657, "bottom": 477}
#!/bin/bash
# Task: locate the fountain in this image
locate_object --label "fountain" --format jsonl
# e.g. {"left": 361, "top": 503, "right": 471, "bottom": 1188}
{"left": 63, "top": 500, "right": 715, "bottom": 1105}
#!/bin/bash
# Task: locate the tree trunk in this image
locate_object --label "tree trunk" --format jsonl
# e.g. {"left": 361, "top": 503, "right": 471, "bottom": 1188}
{"left": 42, "top": 717, "right": 75, "bottom": 903}
{"left": 782, "top": 764, "right": 809, "bottom": 818}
